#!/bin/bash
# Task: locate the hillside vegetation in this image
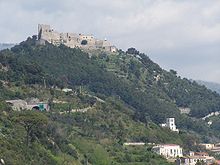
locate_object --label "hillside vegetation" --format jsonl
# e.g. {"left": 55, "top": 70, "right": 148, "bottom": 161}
{"left": 2, "top": 37, "right": 220, "bottom": 119}
{"left": 0, "top": 37, "right": 220, "bottom": 164}
{"left": 197, "top": 80, "right": 220, "bottom": 94}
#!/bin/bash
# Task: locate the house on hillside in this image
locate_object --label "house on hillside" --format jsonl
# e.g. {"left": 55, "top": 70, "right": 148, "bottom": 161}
{"left": 199, "top": 143, "right": 220, "bottom": 154}
{"left": 5, "top": 99, "right": 27, "bottom": 111}
{"left": 211, "top": 143, "right": 220, "bottom": 153}
{"left": 152, "top": 144, "right": 183, "bottom": 159}
{"left": 179, "top": 107, "right": 191, "bottom": 114}
{"left": 160, "top": 118, "right": 179, "bottom": 133}
{"left": 176, "top": 151, "right": 215, "bottom": 165}
{"left": 200, "top": 143, "right": 220, "bottom": 154}
{"left": 6, "top": 98, "right": 50, "bottom": 111}
{"left": 199, "top": 143, "right": 215, "bottom": 150}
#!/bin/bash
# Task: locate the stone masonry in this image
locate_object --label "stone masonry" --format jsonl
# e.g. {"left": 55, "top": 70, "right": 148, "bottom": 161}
{"left": 38, "top": 24, "right": 117, "bottom": 52}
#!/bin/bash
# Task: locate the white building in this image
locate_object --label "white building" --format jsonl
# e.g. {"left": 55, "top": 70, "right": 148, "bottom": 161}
{"left": 176, "top": 152, "right": 215, "bottom": 165}
{"left": 199, "top": 143, "right": 215, "bottom": 150}
{"left": 177, "top": 156, "right": 215, "bottom": 165}
{"left": 179, "top": 107, "right": 191, "bottom": 114}
{"left": 207, "top": 120, "right": 213, "bottom": 126}
{"left": 152, "top": 144, "right": 183, "bottom": 158}
{"left": 160, "top": 118, "right": 179, "bottom": 132}
{"left": 199, "top": 143, "right": 220, "bottom": 153}
{"left": 166, "top": 118, "right": 179, "bottom": 132}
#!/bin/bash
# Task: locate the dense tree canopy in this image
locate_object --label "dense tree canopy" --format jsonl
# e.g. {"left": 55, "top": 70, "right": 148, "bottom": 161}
{"left": 0, "top": 38, "right": 220, "bottom": 164}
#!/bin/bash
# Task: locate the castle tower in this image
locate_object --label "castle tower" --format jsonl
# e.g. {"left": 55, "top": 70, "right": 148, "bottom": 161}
{"left": 38, "top": 24, "right": 51, "bottom": 40}
{"left": 38, "top": 24, "right": 60, "bottom": 45}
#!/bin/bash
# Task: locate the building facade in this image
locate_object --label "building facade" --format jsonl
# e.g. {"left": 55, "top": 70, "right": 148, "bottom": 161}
{"left": 166, "top": 118, "right": 179, "bottom": 132}
{"left": 176, "top": 152, "right": 215, "bottom": 165}
{"left": 160, "top": 118, "right": 179, "bottom": 132}
{"left": 38, "top": 24, "right": 117, "bottom": 52}
{"left": 199, "top": 143, "right": 215, "bottom": 150}
{"left": 6, "top": 99, "right": 50, "bottom": 111}
{"left": 152, "top": 144, "right": 183, "bottom": 158}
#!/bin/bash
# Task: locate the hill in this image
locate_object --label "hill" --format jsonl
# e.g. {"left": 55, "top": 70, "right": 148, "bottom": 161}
{"left": 1, "top": 37, "right": 220, "bottom": 164}
{"left": 2, "top": 37, "right": 220, "bottom": 119}
{"left": 197, "top": 80, "right": 220, "bottom": 94}
{"left": 0, "top": 43, "right": 15, "bottom": 50}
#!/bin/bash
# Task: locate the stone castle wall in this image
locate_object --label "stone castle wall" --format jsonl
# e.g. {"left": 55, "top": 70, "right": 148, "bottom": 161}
{"left": 38, "top": 24, "right": 117, "bottom": 52}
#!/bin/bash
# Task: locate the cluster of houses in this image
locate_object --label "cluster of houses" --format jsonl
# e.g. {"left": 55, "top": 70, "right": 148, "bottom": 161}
{"left": 176, "top": 151, "right": 217, "bottom": 165}
{"left": 158, "top": 118, "right": 220, "bottom": 164}
{"left": 153, "top": 144, "right": 212, "bottom": 164}
{"left": 124, "top": 118, "right": 220, "bottom": 165}
{"left": 152, "top": 143, "right": 219, "bottom": 165}
{"left": 5, "top": 97, "right": 220, "bottom": 165}
{"left": 123, "top": 141, "right": 219, "bottom": 165}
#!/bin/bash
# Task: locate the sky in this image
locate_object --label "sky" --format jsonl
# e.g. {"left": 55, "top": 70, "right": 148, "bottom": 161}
{"left": 0, "top": 0, "right": 220, "bottom": 83}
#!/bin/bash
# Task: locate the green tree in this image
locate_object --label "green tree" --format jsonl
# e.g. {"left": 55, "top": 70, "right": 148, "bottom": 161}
{"left": 13, "top": 111, "right": 48, "bottom": 147}
{"left": 126, "top": 47, "right": 139, "bottom": 55}
{"left": 170, "top": 69, "right": 177, "bottom": 75}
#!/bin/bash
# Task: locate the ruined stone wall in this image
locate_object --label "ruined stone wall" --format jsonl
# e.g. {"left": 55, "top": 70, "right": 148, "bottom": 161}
{"left": 38, "top": 24, "right": 117, "bottom": 52}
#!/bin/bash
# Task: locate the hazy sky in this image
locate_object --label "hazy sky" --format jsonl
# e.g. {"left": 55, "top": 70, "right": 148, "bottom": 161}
{"left": 0, "top": 0, "right": 220, "bottom": 83}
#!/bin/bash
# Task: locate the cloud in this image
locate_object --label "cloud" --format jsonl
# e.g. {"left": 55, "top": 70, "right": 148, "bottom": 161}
{"left": 0, "top": 0, "right": 220, "bottom": 82}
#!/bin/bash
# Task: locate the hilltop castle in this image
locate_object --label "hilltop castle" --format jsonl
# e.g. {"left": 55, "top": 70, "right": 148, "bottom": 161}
{"left": 38, "top": 24, "right": 117, "bottom": 52}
